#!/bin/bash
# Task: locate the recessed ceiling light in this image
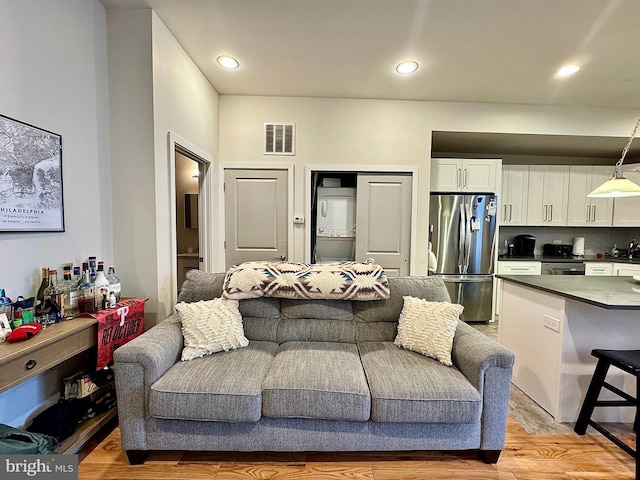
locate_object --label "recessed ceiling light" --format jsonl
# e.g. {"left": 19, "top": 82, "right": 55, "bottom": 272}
{"left": 217, "top": 55, "right": 239, "bottom": 70}
{"left": 396, "top": 60, "right": 419, "bottom": 75}
{"left": 555, "top": 64, "right": 581, "bottom": 77}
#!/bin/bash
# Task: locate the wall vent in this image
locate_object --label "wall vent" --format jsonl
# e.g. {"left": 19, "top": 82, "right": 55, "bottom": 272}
{"left": 264, "top": 123, "right": 295, "bottom": 155}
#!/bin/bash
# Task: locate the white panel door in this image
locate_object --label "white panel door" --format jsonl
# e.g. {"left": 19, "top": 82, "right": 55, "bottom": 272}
{"left": 224, "top": 169, "right": 288, "bottom": 269}
{"left": 355, "top": 174, "right": 412, "bottom": 277}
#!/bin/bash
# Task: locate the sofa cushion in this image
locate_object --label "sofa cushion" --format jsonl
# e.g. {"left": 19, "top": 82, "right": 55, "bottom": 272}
{"left": 149, "top": 341, "right": 278, "bottom": 422}
{"left": 281, "top": 299, "right": 353, "bottom": 320}
{"left": 359, "top": 342, "right": 481, "bottom": 423}
{"left": 262, "top": 342, "right": 371, "bottom": 421}
{"left": 353, "top": 276, "right": 451, "bottom": 324}
{"left": 178, "top": 270, "right": 225, "bottom": 303}
{"left": 239, "top": 297, "right": 281, "bottom": 318}
{"left": 394, "top": 296, "right": 463, "bottom": 366}
{"left": 176, "top": 298, "right": 249, "bottom": 361}
{"left": 276, "top": 319, "right": 355, "bottom": 343}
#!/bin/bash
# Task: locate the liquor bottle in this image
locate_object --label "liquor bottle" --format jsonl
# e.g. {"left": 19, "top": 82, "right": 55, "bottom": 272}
{"left": 107, "top": 266, "right": 121, "bottom": 302}
{"left": 72, "top": 266, "right": 81, "bottom": 285}
{"left": 77, "top": 270, "right": 96, "bottom": 314}
{"left": 79, "top": 262, "right": 89, "bottom": 286}
{"left": 94, "top": 262, "right": 110, "bottom": 310}
{"left": 89, "top": 256, "right": 97, "bottom": 282}
{"left": 43, "top": 269, "right": 64, "bottom": 322}
{"left": 36, "top": 267, "right": 50, "bottom": 315}
{"left": 61, "top": 266, "right": 79, "bottom": 319}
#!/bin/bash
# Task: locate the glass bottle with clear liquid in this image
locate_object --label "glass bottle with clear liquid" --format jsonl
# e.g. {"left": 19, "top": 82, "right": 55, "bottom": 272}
{"left": 61, "top": 266, "right": 79, "bottom": 319}
{"left": 43, "top": 269, "right": 64, "bottom": 323}
{"left": 94, "top": 262, "right": 110, "bottom": 310}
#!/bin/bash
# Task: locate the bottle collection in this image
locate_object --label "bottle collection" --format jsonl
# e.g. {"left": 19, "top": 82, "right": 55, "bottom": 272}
{"left": 35, "top": 257, "right": 121, "bottom": 324}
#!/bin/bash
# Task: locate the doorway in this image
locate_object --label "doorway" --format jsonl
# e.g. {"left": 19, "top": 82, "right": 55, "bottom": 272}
{"left": 306, "top": 166, "right": 417, "bottom": 276}
{"left": 169, "top": 132, "right": 213, "bottom": 301}
{"left": 175, "top": 150, "right": 202, "bottom": 292}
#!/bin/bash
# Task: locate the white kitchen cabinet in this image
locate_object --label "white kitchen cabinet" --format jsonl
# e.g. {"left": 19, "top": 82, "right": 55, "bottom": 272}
{"left": 614, "top": 263, "right": 640, "bottom": 276}
{"left": 526, "top": 165, "right": 569, "bottom": 226}
{"left": 567, "top": 166, "right": 613, "bottom": 226}
{"left": 431, "top": 158, "right": 500, "bottom": 193}
{"left": 584, "top": 262, "right": 614, "bottom": 276}
{"left": 613, "top": 169, "right": 640, "bottom": 227}
{"left": 500, "top": 165, "right": 529, "bottom": 225}
{"left": 494, "top": 260, "right": 541, "bottom": 322}
{"left": 497, "top": 261, "right": 542, "bottom": 275}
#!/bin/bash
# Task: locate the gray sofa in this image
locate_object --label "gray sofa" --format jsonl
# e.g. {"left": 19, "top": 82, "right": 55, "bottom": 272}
{"left": 113, "top": 270, "right": 514, "bottom": 465}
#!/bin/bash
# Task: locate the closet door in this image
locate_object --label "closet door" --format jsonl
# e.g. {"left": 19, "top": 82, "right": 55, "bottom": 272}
{"left": 224, "top": 169, "right": 288, "bottom": 269}
{"left": 355, "top": 174, "right": 412, "bottom": 277}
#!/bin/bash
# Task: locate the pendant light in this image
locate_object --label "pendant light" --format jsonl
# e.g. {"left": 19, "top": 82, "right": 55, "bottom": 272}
{"left": 588, "top": 116, "right": 640, "bottom": 198}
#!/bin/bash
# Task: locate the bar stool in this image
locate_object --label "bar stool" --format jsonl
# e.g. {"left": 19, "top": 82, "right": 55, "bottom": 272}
{"left": 574, "top": 349, "right": 639, "bottom": 478}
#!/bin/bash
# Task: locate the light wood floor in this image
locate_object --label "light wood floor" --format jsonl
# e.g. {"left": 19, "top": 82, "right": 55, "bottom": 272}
{"left": 77, "top": 415, "right": 636, "bottom": 479}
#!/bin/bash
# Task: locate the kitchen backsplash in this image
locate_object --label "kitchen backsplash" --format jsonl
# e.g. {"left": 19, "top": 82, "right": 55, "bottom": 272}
{"left": 499, "top": 226, "right": 640, "bottom": 257}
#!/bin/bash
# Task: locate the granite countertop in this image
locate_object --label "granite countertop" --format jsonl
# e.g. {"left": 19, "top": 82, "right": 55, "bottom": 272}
{"left": 497, "top": 254, "right": 640, "bottom": 264}
{"left": 498, "top": 274, "right": 640, "bottom": 310}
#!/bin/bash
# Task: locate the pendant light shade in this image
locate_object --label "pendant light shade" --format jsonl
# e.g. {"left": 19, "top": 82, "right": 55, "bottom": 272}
{"left": 588, "top": 116, "right": 640, "bottom": 198}
{"left": 587, "top": 171, "right": 640, "bottom": 198}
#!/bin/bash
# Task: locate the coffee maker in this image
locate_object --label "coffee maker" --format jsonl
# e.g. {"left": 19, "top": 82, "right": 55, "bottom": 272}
{"left": 513, "top": 234, "right": 536, "bottom": 257}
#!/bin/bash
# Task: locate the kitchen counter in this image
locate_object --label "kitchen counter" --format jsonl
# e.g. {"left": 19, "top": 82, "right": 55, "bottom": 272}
{"left": 498, "top": 275, "right": 640, "bottom": 423}
{"left": 497, "top": 254, "right": 640, "bottom": 264}
{"left": 497, "top": 275, "right": 640, "bottom": 310}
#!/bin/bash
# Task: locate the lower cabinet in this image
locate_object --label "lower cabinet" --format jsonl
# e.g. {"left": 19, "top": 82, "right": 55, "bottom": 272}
{"left": 497, "top": 261, "right": 542, "bottom": 275}
{"left": 177, "top": 254, "right": 200, "bottom": 290}
{"left": 585, "top": 262, "right": 640, "bottom": 276}
{"left": 584, "top": 262, "right": 614, "bottom": 276}
{"left": 495, "top": 261, "right": 541, "bottom": 321}
{"left": 614, "top": 263, "right": 640, "bottom": 276}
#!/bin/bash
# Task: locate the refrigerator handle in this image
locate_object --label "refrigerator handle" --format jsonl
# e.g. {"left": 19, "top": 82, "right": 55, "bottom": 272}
{"left": 458, "top": 203, "right": 466, "bottom": 274}
{"left": 464, "top": 202, "right": 472, "bottom": 274}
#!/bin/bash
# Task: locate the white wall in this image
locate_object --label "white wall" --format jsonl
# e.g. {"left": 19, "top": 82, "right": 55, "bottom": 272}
{"left": 219, "top": 95, "right": 640, "bottom": 274}
{"left": 151, "top": 12, "right": 220, "bottom": 321}
{"left": 108, "top": 10, "right": 220, "bottom": 326}
{"left": 0, "top": 0, "right": 111, "bottom": 427}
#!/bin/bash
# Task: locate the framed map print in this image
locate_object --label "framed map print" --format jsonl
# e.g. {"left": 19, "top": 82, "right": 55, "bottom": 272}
{"left": 0, "top": 114, "right": 64, "bottom": 232}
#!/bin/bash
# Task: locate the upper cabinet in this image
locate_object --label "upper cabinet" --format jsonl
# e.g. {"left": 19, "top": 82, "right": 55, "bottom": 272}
{"left": 431, "top": 159, "right": 500, "bottom": 193}
{"left": 500, "top": 165, "right": 529, "bottom": 225}
{"left": 613, "top": 169, "right": 640, "bottom": 227}
{"left": 527, "top": 165, "right": 569, "bottom": 226}
{"left": 567, "top": 166, "right": 613, "bottom": 227}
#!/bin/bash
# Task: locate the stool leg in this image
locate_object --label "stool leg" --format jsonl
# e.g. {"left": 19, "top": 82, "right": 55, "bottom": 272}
{"left": 634, "top": 374, "right": 639, "bottom": 434}
{"left": 575, "top": 359, "right": 610, "bottom": 435}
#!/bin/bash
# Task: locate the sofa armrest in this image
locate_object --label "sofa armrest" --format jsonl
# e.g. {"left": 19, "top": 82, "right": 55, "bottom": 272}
{"left": 113, "top": 314, "right": 183, "bottom": 450}
{"left": 451, "top": 320, "right": 514, "bottom": 452}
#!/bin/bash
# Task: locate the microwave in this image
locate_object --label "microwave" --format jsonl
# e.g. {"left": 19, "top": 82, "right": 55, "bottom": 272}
{"left": 542, "top": 243, "right": 573, "bottom": 257}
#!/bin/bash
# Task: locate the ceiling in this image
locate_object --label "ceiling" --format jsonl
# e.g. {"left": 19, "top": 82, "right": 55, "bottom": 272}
{"left": 99, "top": 0, "right": 640, "bottom": 158}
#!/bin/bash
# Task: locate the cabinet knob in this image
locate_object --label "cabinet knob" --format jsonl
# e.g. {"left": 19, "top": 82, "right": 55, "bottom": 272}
{"left": 25, "top": 359, "right": 37, "bottom": 370}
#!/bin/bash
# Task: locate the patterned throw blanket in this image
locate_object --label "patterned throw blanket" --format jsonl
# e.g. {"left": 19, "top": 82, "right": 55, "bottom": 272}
{"left": 222, "top": 261, "right": 390, "bottom": 301}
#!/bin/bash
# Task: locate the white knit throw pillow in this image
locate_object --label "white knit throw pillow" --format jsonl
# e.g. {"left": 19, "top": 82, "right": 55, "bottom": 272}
{"left": 394, "top": 296, "right": 463, "bottom": 366}
{"left": 176, "top": 298, "right": 249, "bottom": 361}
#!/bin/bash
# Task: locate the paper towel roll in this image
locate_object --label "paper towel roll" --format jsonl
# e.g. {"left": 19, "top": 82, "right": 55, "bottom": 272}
{"left": 572, "top": 236, "right": 585, "bottom": 256}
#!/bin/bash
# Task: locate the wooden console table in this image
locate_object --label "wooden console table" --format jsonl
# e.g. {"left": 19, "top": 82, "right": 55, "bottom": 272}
{"left": 0, "top": 317, "right": 117, "bottom": 453}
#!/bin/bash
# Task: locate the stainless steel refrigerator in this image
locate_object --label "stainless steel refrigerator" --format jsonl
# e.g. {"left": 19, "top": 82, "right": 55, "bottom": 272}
{"left": 429, "top": 193, "right": 498, "bottom": 322}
